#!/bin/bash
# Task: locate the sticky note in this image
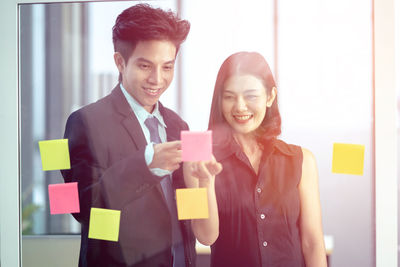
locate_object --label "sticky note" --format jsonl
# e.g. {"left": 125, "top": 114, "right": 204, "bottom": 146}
{"left": 38, "top": 139, "right": 71, "bottom": 171}
{"left": 176, "top": 188, "right": 209, "bottom": 220}
{"left": 48, "top": 182, "right": 80, "bottom": 214}
{"left": 88, "top": 208, "right": 121, "bottom": 242}
{"left": 181, "top": 131, "right": 212, "bottom": 161}
{"left": 332, "top": 143, "right": 365, "bottom": 175}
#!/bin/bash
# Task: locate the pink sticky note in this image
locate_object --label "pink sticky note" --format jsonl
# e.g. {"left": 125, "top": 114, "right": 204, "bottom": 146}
{"left": 48, "top": 182, "right": 80, "bottom": 214}
{"left": 181, "top": 131, "right": 212, "bottom": 161}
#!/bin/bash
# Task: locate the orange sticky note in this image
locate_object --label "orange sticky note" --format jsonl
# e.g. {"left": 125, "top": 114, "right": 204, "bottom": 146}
{"left": 48, "top": 182, "right": 80, "bottom": 214}
{"left": 176, "top": 188, "right": 209, "bottom": 220}
{"left": 181, "top": 131, "right": 212, "bottom": 161}
{"left": 332, "top": 143, "right": 365, "bottom": 175}
{"left": 88, "top": 208, "right": 121, "bottom": 242}
{"left": 38, "top": 139, "right": 71, "bottom": 171}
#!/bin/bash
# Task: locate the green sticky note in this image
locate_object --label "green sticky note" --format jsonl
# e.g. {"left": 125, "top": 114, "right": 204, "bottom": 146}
{"left": 38, "top": 139, "right": 71, "bottom": 171}
{"left": 332, "top": 143, "right": 365, "bottom": 175}
{"left": 176, "top": 188, "right": 209, "bottom": 220}
{"left": 88, "top": 208, "right": 121, "bottom": 242}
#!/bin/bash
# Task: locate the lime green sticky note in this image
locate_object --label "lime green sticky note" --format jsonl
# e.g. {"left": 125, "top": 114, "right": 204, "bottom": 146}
{"left": 88, "top": 208, "right": 121, "bottom": 242}
{"left": 332, "top": 143, "right": 365, "bottom": 175}
{"left": 176, "top": 188, "right": 209, "bottom": 220}
{"left": 38, "top": 139, "right": 71, "bottom": 171}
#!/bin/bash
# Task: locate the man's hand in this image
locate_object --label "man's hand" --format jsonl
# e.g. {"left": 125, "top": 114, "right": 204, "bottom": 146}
{"left": 149, "top": 141, "right": 182, "bottom": 171}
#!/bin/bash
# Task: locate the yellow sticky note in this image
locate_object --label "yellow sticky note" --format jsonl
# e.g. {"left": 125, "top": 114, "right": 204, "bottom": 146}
{"left": 88, "top": 208, "right": 121, "bottom": 242}
{"left": 38, "top": 139, "right": 71, "bottom": 171}
{"left": 332, "top": 143, "right": 365, "bottom": 175}
{"left": 176, "top": 188, "right": 209, "bottom": 220}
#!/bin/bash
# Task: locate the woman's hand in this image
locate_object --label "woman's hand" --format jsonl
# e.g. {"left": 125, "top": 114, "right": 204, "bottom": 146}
{"left": 190, "top": 156, "right": 223, "bottom": 182}
{"left": 183, "top": 156, "right": 222, "bottom": 246}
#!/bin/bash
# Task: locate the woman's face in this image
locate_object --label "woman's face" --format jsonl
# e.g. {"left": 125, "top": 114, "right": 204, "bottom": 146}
{"left": 222, "top": 74, "right": 272, "bottom": 136}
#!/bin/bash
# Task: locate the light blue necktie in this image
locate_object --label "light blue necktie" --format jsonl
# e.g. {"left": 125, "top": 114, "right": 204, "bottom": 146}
{"left": 144, "top": 117, "right": 185, "bottom": 267}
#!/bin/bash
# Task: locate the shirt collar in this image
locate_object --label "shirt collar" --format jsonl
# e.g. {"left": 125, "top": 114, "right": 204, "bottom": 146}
{"left": 212, "top": 124, "right": 296, "bottom": 161}
{"left": 120, "top": 83, "right": 167, "bottom": 128}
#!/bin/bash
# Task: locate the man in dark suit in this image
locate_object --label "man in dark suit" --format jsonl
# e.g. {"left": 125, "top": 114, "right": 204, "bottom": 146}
{"left": 61, "top": 4, "right": 195, "bottom": 267}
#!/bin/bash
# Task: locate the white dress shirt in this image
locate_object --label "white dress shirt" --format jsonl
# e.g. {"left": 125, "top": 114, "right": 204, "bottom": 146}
{"left": 120, "top": 84, "right": 172, "bottom": 176}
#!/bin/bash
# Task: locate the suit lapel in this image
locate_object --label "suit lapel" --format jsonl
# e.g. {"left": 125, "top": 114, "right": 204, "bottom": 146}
{"left": 121, "top": 117, "right": 147, "bottom": 150}
{"left": 110, "top": 86, "right": 147, "bottom": 150}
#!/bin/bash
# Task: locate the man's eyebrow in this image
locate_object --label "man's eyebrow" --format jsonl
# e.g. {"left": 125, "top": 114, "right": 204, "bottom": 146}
{"left": 135, "top": 58, "right": 175, "bottom": 65}
{"left": 135, "top": 58, "right": 153, "bottom": 64}
{"left": 164, "top": 60, "right": 176, "bottom": 65}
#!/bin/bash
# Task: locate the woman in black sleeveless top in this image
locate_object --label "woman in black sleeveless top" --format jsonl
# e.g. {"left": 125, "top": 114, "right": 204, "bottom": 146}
{"left": 183, "top": 52, "right": 327, "bottom": 267}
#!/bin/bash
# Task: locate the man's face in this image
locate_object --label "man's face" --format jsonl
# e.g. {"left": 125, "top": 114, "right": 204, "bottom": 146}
{"left": 115, "top": 40, "right": 177, "bottom": 113}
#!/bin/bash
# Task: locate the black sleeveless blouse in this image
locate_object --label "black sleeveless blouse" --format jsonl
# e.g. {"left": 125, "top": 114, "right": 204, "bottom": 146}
{"left": 211, "top": 136, "right": 305, "bottom": 267}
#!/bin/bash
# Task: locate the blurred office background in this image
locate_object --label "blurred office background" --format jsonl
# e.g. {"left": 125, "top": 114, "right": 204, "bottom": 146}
{"left": 19, "top": 0, "right": 387, "bottom": 266}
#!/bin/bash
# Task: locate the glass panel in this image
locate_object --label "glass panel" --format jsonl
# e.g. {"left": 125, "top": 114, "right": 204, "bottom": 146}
{"left": 19, "top": 0, "right": 374, "bottom": 266}
{"left": 20, "top": 0, "right": 177, "bottom": 236}
{"left": 278, "top": 0, "right": 373, "bottom": 266}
